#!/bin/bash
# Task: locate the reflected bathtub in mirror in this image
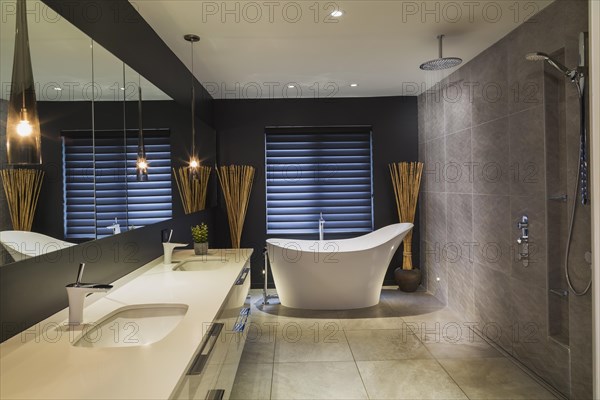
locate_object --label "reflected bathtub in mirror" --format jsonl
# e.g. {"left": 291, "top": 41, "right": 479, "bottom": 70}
{"left": 0, "top": 230, "right": 76, "bottom": 262}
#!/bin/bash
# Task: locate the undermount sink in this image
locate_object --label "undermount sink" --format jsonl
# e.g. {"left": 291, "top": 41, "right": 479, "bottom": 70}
{"left": 73, "top": 304, "right": 188, "bottom": 348}
{"left": 173, "top": 259, "right": 224, "bottom": 271}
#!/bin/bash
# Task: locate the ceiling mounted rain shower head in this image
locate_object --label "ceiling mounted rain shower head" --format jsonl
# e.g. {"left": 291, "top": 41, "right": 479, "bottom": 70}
{"left": 419, "top": 34, "right": 463, "bottom": 71}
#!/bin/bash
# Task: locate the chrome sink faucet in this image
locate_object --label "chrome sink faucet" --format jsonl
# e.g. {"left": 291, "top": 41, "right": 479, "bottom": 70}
{"left": 66, "top": 263, "right": 113, "bottom": 325}
{"left": 107, "top": 218, "right": 121, "bottom": 235}
{"left": 319, "top": 212, "right": 325, "bottom": 241}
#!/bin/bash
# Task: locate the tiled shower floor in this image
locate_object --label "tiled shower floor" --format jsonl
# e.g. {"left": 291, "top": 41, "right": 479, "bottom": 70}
{"left": 230, "top": 289, "right": 558, "bottom": 400}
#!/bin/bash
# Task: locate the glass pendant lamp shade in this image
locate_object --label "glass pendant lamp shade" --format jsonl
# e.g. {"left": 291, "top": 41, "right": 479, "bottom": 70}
{"left": 135, "top": 83, "right": 148, "bottom": 182}
{"left": 6, "top": 0, "right": 41, "bottom": 164}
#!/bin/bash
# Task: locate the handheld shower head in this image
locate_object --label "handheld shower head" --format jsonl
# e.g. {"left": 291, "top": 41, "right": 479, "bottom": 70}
{"left": 525, "top": 52, "right": 573, "bottom": 77}
{"left": 525, "top": 52, "right": 549, "bottom": 61}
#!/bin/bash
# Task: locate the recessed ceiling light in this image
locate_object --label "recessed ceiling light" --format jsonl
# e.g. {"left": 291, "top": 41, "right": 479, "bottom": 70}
{"left": 120, "top": 87, "right": 125, "bottom": 91}
{"left": 287, "top": 84, "right": 295, "bottom": 88}
{"left": 330, "top": 10, "right": 343, "bottom": 17}
{"left": 350, "top": 83, "right": 359, "bottom": 87}
{"left": 53, "top": 87, "right": 62, "bottom": 91}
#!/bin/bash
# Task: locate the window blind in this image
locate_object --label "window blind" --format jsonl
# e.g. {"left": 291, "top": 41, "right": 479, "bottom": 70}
{"left": 265, "top": 128, "right": 373, "bottom": 236}
{"left": 62, "top": 129, "right": 172, "bottom": 239}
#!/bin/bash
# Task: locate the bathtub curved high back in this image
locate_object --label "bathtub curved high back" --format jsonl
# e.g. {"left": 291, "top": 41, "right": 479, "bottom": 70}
{"left": 0, "top": 231, "right": 76, "bottom": 262}
{"left": 266, "top": 223, "right": 413, "bottom": 310}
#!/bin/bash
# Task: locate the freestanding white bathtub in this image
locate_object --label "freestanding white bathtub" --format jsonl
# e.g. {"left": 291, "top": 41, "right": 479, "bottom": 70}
{"left": 266, "top": 223, "right": 413, "bottom": 310}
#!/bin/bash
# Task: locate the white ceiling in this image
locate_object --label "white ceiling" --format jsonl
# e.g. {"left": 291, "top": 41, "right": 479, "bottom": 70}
{"left": 133, "top": 0, "right": 554, "bottom": 98}
{"left": 0, "top": 0, "right": 170, "bottom": 101}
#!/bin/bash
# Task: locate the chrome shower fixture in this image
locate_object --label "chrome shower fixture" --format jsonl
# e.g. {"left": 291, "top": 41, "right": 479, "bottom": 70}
{"left": 419, "top": 34, "right": 463, "bottom": 71}
{"left": 525, "top": 46, "right": 588, "bottom": 206}
{"left": 526, "top": 32, "right": 591, "bottom": 296}
{"left": 525, "top": 52, "right": 583, "bottom": 84}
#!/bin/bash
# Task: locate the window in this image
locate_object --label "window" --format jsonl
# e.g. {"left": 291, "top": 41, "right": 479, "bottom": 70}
{"left": 265, "top": 127, "right": 373, "bottom": 236}
{"left": 62, "top": 129, "right": 172, "bottom": 239}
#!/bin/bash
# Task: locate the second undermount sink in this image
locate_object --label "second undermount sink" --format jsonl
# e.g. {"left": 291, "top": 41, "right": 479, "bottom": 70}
{"left": 173, "top": 259, "right": 224, "bottom": 271}
{"left": 74, "top": 304, "right": 188, "bottom": 348}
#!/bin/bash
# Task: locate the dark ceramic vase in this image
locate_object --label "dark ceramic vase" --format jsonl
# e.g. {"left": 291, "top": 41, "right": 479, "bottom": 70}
{"left": 194, "top": 242, "right": 208, "bottom": 255}
{"left": 394, "top": 268, "right": 422, "bottom": 292}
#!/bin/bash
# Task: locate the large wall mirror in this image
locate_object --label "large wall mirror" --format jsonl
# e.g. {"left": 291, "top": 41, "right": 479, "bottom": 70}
{"left": 0, "top": 0, "right": 215, "bottom": 266}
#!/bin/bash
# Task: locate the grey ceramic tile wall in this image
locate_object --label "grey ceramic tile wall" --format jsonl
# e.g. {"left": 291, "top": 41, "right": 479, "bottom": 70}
{"left": 471, "top": 117, "right": 510, "bottom": 195}
{"left": 472, "top": 194, "right": 511, "bottom": 273}
{"left": 444, "top": 66, "right": 472, "bottom": 136}
{"left": 446, "top": 193, "right": 473, "bottom": 262}
{"left": 417, "top": 0, "right": 591, "bottom": 397}
{"left": 445, "top": 129, "right": 472, "bottom": 194}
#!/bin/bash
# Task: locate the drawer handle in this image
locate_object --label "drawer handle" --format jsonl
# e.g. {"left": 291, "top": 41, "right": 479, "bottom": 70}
{"left": 188, "top": 323, "right": 224, "bottom": 375}
{"left": 235, "top": 267, "right": 250, "bottom": 285}
{"left": 233, "top": 313, "right": 250, "bottom": 333}
{"left": 205, "top": 389, "right": 225, "bottom": 400}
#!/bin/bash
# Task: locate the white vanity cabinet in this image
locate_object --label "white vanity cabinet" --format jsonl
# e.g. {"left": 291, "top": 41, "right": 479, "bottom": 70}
{"left": 172, "top": 262, "right": 251, "bottom": 400}
{"left": 0, "top": 249, "right": 255, "bottom": 400}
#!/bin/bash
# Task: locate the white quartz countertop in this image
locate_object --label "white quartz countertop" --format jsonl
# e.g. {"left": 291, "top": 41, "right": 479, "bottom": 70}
{"left": 0, "top": 248, "right": 253, "bottom": 400}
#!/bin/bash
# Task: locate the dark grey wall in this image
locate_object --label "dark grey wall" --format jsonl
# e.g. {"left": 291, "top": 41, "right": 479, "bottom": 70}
{"left": 0, "top": 208, "right": 215, "bottom": 342}
{"left": 418, "top": 0, "right": 590, "bottom": 397}
{"left": 214, "top": 96, "right": 419, "bottom": 288}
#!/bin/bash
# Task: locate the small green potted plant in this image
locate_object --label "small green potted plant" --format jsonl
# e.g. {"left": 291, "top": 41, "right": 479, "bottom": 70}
{"left": 191, "top": 223, "right": 208, "bottom": 255}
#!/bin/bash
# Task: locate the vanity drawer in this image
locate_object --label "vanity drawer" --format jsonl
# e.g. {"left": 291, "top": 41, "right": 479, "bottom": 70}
{"left": 171, "top": 321, "right": 227, "bottom": 400}
{"left": 171, "top": 262, "right": 251, "bottom": 400}
{"left": 214, "top": 264, "right": 251, "bottom": 400}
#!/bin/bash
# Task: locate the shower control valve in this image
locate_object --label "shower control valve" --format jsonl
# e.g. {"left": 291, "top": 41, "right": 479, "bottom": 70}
{"left": 516, "top": 215, "right": 529, "bottom": 267}
{"left": 517, "top": 215, "right": 528, "bottom": 230}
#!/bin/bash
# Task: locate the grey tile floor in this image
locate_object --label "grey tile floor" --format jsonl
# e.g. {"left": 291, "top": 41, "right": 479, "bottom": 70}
{"left": 230, "top": 288, "right": 558, "bottom": 400}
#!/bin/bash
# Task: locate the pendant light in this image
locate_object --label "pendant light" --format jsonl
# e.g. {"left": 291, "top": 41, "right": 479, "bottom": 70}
{"left": 6, "top": 0, "right": 42, "bottom": 164}
{"left": 184, "top": 34, "right": 200, "bottom": 180}
{"left": 135, "top": 75, "right": 148, "bottom": 181}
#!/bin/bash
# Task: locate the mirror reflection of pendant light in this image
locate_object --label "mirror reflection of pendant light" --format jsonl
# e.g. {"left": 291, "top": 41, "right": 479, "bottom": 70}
{"left": 135, "top": 75, "right": 148, "bottom": 182}
{"left": 6, "top": 0, "right": 42, "bottom": 164}
{"left": 184, "top": 34, "right": 200, "bottom": 180}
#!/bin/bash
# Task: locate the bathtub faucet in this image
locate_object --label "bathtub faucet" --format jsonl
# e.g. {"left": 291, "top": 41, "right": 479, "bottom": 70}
{"left": 319, "top": 212, "right": 325, "bottom": 241}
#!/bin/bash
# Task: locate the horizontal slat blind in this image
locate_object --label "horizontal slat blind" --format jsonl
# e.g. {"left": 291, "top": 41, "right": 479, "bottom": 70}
{"left": 265, "top": 130, "right": 373, "bottom": 235}
{"left": 125, "top": 134, "right": 172, "bottom": 228}
{"left": 63, "top": 129, "right": 172, "bottom": 239}
{"left": 63, "top": 134, "right": 95, "bottom": 239}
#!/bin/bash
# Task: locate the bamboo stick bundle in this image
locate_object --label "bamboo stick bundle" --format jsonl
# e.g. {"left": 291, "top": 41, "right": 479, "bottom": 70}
{"left": 216, "top": 165, "right": 255, "bottom": 248}
{"left": 172, "top": 165, "right": 212, "bottom": 214}
{"left": 389, "top": 162, "right": 424, "bottom": 270}
{"left": 0, "top": 168, "right": 45, "bottom": 231}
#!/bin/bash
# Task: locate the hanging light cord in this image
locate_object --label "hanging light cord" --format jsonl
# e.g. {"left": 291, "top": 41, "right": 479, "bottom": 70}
{"left": 20, "top": 4, "right": 27, "bottom": 113}
{"left": 138, "top": 74, "right": 144, "bottom": 159}
{"left": 190, "top": 39, "right": 196, "bottom": 157}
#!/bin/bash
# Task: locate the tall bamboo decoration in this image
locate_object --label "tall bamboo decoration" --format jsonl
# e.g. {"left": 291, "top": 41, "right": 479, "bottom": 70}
{"left": 173, "top": 165, "right": 211, "bottom": 214}
{"left": 216, "top": 165, "right": 255, "bottom": 248}
{"left": 389, "top": 162, "right": 424, "bottom": 270}
{"left": 0, "top": 168, "right": 44, "bottom": 231}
